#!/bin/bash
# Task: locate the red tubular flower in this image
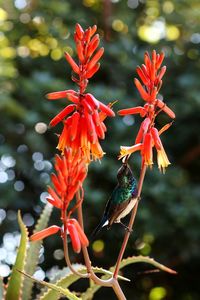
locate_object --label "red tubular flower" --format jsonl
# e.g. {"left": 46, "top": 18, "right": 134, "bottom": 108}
{"left": 47, "top": 148, "right": 87, "bottom": 208}
{"left": 67, "top": 218, "right": 89, "bottom": 253}
{"left": 30, "top": 148, "right": 89, "bottom": 253}
{"left": 67, "top": 223, "right": 81, "bottom": 253}
{"left": 46, "top": 24, "right": 115, "bottom": 162}
{"left": 118, "top": 106, "right": 146, "bottom": 117}
{"left": 142, "top": 133, "right": 153, "bottom": 166}
{"left": 30, "top": 225, "right": 61, "bottom": 241}
{"left": 118, "top": 50, "right": 175, "bottom": 173}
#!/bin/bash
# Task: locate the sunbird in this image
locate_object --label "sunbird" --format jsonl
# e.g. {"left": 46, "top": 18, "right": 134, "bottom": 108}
{"left": 92, "top": 161, "right": 138, "bottom": 236}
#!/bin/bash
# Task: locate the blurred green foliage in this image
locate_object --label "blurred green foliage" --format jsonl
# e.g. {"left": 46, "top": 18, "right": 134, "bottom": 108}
{"left": 0, "top": 0, "right": 200, "bottom": 299}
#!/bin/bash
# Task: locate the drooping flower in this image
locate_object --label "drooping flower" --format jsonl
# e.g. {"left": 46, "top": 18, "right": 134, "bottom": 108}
{"left": 118, "top": 50, "right": 175, "bottom": 172}
{"left": 46, "top": 24, "right": 115, "bottom": 162}
{"left": 30, "top": 218, "right": 89, "bottom": 253}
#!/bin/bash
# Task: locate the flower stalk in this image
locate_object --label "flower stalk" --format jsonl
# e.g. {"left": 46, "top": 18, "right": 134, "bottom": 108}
{"left": 29, "top": 24, "right": 176, "bottom": 300}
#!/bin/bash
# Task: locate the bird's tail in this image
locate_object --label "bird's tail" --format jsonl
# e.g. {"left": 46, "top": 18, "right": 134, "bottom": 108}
{"left": 90, "top": 216, "right": 108, "bottom": 239}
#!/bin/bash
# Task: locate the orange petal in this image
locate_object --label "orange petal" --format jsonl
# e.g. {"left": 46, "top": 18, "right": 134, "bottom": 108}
{"left": 99, "top": 101, "right": 115, "bottom": 117}
{"left": 69, "top": 219, "right": 89, "bottom": 247}
{"left": 157, "top": 66, "right": 166, "bottom": 81}
{"left": 67, "top": 223, "right": 81, "bottom": 253}
{"left": 90, "top": 141, "right": 104, "bottom": 160}
{"left": 150, "top": 127, "right": 162, "bottom": 150}
{"left": 118, "top": 106, "right": 145, "bottom": 116}
{"left": 159, "top": 122, "right": 174, "bottom": 136}
{"left": 86, "top": 63, "right": 100, "bottom": 79}
{"left": 142, "top": 117, "right": 151, "bottom": 133}
{"left": 64, "top": 52, "right": 79, "bottom": 74}
{"left": 156, "top": 52, "right": 165, "bottom": 69}
{"left": 144, "top": 52, "right": 152, "bottom": 73}
{"left": 156, "top": 99, "right": 175, "bottom": 119}
{"left": 47, "top": 186, "right": 62, "bottom": 206}
{"left": 66, "top": 90, "right": 79, "bottom": 104}
{"left": 70, "top": 111, "right": 80, "bottom": 141}
{"left": 85, "top": 93, "right": 99, "bottom": 109}
{"left": 76, "top": 41, "right": 85, "bottom": 62}
{"left": 87, "top": 47, "right": 104, "bottom": 71}
{"left": 90, "top": 24, "right": 97, "bottom": 36}
{"left": 30, "top": 226, "right": 60, "bottom": 241}
{"left": 134, "top": 78, "right": 149, "bottom": 101}
{"left": 46, "top": 91, "right": 67, "bottom": 100}
{"left": 143, "top": 133, "right": 153, "bottom": 166}
{"left": 84, "top": 27, "right": 92, "bottom": 44}
{"left": 49, "top": 104, "right": 76, "bottom": 127}
{"left": 95, "top": 121, "right": 105, "bottom": 139}
{"left": 119, "top": 143, "right": 142, "bottom": 159}
{"left": 136, "top": 66, "right": 149, "bottom": 85}
{"left": 87, "top": 34, "right": 100, "bottom": 58}
{"left": 135, "top": 124, "right": 144, "bottom": 144}
{"left": 92, "top": 109, "right": 100, "bottom": 126}
{"left": 152, "top": 50, "right": 157, "bottom": 63}
{"left": 75, "top": 23, "right": 84, "bottom": 40}
{"left": 85, "top": 112, "right": 97, "bottom": 144}
{"left": 51, "top": 173, "right": 63, "bottom": 194}
{"left": 57, "top": 118, "right": 72, "bottom": 154}
{"left": 46, "top": 197, "right": 62, "bottom": 209}
{"left": 149, "top": 87, "right": 157, "bottom": 102}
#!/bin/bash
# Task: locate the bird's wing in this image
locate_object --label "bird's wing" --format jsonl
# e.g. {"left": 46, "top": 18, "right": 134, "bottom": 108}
{"left": 106, "top": 186, "right": 130, "bottom": 226}
{"left": 107, "top": 200, "right": 130, "bottom": 227}
{"left": 90, "top": 215, "right": 108, "bottom": 238}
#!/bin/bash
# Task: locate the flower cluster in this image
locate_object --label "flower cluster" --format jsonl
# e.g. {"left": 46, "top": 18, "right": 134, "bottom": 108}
{"left": 47, "top": 23, "right": 115, "bottom": 162}
{"left": 30, "top": 148, "right": 89, "bottom": 253}
{"left": 118, "top": 50, "right": 175, "bottom": 173}
{"left": 47, "top": 148, "right": 87, "bottom": 209}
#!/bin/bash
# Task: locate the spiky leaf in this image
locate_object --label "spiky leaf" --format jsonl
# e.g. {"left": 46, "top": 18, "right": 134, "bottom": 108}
{"left": 38, "top": 265, "right": 129, "bottom": 300}
{"left": 22, "top": 203, "right": 53, "bottom": 300}
{"left": 19, "top": 270, "right": 80, "bottom": 300}
{"left": 111, "top": 255, "right": 177, "bottom": 274}
{"left": 5, "top": 211, "right": 28, "bottom": 300}
{"left": 82, "top": 255, "right": 176, "bottom": 300}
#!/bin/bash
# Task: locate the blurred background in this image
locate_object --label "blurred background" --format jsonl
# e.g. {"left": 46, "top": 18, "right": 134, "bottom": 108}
{"left": 0, "top": 0, "right": 200, "bottom": 299}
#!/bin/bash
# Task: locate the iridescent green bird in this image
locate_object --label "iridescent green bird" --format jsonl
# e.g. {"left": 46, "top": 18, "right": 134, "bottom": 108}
{"left": 92, "top": 162, "right": 138, "bottom": 236}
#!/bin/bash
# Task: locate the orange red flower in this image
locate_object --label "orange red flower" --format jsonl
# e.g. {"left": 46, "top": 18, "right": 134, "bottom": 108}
{"left": 47, "top": 148, "right": 87, "bottom": 208}
{"left": 118, "top": 50, "right": 175, "bottom": 173}
{"left": 46, "top": 24, "right": 115, "bottom": 162}
{"left": 30, "top": 147, "right": 89, "bottom": 253}
{"left": 30, "top": 218, "right": 89, "bottom": 253}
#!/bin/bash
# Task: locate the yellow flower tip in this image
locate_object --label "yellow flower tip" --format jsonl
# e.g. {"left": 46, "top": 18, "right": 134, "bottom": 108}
{"left": 145, "top": 161, "right": 154, "bottom": 168}
{"left": 119, "top": 147, "right": 129, "bottom": 158}
{"left": 118, "top": 154, "right": 124, "bottom": 160}
{"left": 157, "top": 147, "right": 171, "bottom": 174}
{"left": 90, "top": 142, "right": 105, "bottom": 162}
{"left": 119, "top": 143, "right": 143, "bottom": 160}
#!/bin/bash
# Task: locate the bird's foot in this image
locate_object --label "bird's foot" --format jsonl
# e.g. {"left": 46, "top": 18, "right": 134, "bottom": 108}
{"left": 119, "top": 222, "right": 133, "bottom": 233}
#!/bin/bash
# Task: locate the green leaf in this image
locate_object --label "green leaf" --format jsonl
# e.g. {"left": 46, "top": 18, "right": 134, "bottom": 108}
{"left": 19, "top": 270, "right": 81, "bottom": 300}
{"left": 38, "top": 265, "right": 85, "bottom": 300}
{"left": 22, "top": 203, "right": 53, "bottom": 300}
{"left": 82, "top": 256, "right": 177, "bottom": 300}
{"left": 38, "top": 265, "right": 129, "bottom": 300}
{"left": 5, "top": 211, "right": 28, "bottom": 300}
{"left": 109, "top": 255, "right": 177, "bottom": 274}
